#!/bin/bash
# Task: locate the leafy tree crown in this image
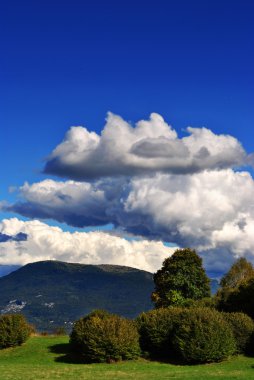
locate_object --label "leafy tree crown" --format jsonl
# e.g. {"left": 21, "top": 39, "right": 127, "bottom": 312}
{"left": 152, "top": 248, "right": 210, "bottom": 308}
{"left": 220, "top": 258, "right": 254, "bottom": 289}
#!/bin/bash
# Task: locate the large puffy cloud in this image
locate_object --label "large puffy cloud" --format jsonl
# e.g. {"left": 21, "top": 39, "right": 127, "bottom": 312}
{"left": 6, "top": 169, "right": 254, "bottom": 273}
{"left": 43, "top": 112, "right": 247, "bottom": 180}
{"left": 122, "top": 170, "right": 254, "bottom": 272}
{"left": 0, "top": 218, "right": 175, "bottom": 272}
{"left": 8, "top": 180, "right": 112, "bottom": 227}
{"left": 4, "top": 112, "right": 254, "bottom": 274}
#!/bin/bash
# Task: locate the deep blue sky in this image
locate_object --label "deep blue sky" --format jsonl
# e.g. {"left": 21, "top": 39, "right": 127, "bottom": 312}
{"left": 1, "top": 0, "right": 254, "bottom": 221}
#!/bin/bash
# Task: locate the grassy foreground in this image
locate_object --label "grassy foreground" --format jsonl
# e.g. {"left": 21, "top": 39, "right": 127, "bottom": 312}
{"left": 0, "top": 336, "right": 254, "bottom": 380}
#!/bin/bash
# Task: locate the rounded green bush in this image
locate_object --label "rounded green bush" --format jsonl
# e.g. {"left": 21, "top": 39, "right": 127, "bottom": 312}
{"left": 70, "top": 310, "right": 141, "bottom": 363}
{"left": 136, "top": 307, "right": 182, "bottom": 358}
{"left": 0, "top": 314, "right": 31, "bottom": 349}
{"left": 222, "top": 312, "right": 254, "bottom": 354}
{"left": 173, "top": 307, "right": 236, "bottom": 363}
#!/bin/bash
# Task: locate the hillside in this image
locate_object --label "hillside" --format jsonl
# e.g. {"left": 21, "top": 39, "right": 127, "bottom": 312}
{"left": 0, "top": 260, "right": 154, "bottom": 331}
{"left": 0, "top": 265, "right": 21, "bottom": 277}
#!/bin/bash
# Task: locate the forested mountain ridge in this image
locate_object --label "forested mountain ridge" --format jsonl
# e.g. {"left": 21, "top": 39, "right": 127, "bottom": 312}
{"left": 0, "top": 260, "right": 154, "bottom": 331}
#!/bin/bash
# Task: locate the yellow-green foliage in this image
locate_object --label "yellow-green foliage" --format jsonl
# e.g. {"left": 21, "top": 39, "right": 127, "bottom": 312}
{"left": 173, "top": 307, "right": 236, "bottom": 363}
{"left": 70, "top": 310, "right": 140, "bottom": 363}
{"left": 220, "top": 258, "right": 254, "bottom": 289}
{"left": 217, "top": 258, "right": 254, "bottom": 315}
{"left": 0, "top": 314, "right": 31, "bottom": 349}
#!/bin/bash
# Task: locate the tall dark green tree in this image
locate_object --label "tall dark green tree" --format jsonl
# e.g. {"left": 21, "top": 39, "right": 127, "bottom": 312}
{"left": 152, "top": 248, "right": 210, "bottom": 308}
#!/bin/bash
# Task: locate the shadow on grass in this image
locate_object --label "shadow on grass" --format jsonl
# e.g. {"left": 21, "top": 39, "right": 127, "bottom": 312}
{"left": 146, "top": 354, "right": 187, "bottom": 366}
{"left": 48, "top": 343, "right": 84, "bottom": 364}
{"left": 48, "top": 343, "right": 193, "bottom": 366}
{"left": 143, "top": 351, "right": 239, "bottom": 366}
{"left": 49, "top": 344, "right": 229, "bottom": 366}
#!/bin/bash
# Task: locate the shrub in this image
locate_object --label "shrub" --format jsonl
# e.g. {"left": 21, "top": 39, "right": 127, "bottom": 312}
{"left": 136, "top": 307, "right": 182, "bottom": 358}
{"left": 173, "top": 307, "right": 236, "bottom": 363}
{"left": 70, "top": 310, "right": 140, "bottom": 363}
{"left": 0, "top": 314, "right": 31, "bottom": 349}
{"left": 222, "top": 312, "right": 254, "bottom": 354}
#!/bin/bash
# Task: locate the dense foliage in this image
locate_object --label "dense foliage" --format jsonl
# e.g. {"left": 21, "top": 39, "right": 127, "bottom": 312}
{"left": 219, "top": 278, "right": 254, "bottom": 318}
{"left": 217, "top": 259, "right": 254, "bottom": 319}
{"left": 70, "top": 310, "right": 140, "bottom": 363}
{"left": 136, "top": 307, "right": 182, "bottom": 358}
{"left": 152, "top": 248, "right": 210, "bottom": 308}
{"left": 0, "top": 314, "right": 31, "bottom": 349}
{"left": 172, "top": 307, "right": 236, "bottom": 363}
{"left": 220, "top": 258, "right": 254, "bottom": 289}
{"left": 183, "top": 296, "right": 217, "bottom": 309}
{"left": 222, "top": 312, "right": 254, "bottom": 354}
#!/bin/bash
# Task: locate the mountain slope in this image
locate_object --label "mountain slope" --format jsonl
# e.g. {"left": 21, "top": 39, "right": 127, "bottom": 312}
{"left": 0, "top": 261, "right": 154, "bottom": 331}
{"left": 0, "top": 265, "right": 21, "bottom": 277}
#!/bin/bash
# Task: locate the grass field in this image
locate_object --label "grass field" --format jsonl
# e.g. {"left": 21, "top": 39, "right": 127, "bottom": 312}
{"left": 1, "top": 336, "right": 254, "bottom": 380}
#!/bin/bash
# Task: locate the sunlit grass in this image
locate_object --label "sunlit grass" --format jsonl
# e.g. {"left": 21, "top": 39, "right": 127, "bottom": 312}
{"left": 0, "top": 336, "right": 254, "bottom": 380}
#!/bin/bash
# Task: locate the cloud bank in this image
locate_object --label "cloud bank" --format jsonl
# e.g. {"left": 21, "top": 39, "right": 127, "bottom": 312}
{"left": 0, "top": 218, "right": 175, "bottom": 272}
{"left": 44, "top": 113, "right": 248, "bottom": 180}
{"left": 4, "top": 112, "right": 254, "bottom": 273}
{"left": 6, "top": 168, "right": 254, "bottom": 273}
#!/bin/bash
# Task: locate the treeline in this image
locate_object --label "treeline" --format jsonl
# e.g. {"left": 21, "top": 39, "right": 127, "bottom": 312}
{"left": 2, "top": 248, "right": 254, "bottom": 365}
{"left": 69, "top": 249, "right": 254, "bottom": 364}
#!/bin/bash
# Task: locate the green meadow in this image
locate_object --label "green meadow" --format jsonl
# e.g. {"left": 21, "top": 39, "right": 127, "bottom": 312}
{"left": 1, "top": 336, "right": 254, "bottom": 380}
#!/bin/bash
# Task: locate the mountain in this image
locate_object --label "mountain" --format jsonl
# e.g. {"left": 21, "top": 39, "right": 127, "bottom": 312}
{"left": 0, "top": 260, "right": 220, "bottom": 332}
{"left": 0, "top": 265, "right": 21, "bottom": 277}
{"left": 0, "top": 261, "right": 154, "bottom": 331}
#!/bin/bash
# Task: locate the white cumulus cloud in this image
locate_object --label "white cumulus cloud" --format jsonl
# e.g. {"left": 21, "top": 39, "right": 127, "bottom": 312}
{"left": 43, "top": 112, "right": 247, "bottom": 180}
{"left": 123, "top": 170, "right": 254, "bottom": 272}
{"left": 6, "top": 168, "right": 254, "bottom": 273}
{"left": 0, "top": 218, "right": 175, "bottom": 272}
{"left": 4, "top": 112, "right": 254, "bottom": 274}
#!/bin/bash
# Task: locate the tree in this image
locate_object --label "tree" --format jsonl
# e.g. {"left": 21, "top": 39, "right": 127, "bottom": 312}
{"left": 218, "top": 278, "right": 254, "bottom": 319}
{"left": 216, "top": 257, "right": 254, "bottom": 311}
{"left": 220, "top": 258, "right": 254, "bottom": 290}
{"left": 217, "top": 258, "right": 254, "bottom": 312}
{"left": 152, "top": 248, "right": 210, "bottom": 308}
